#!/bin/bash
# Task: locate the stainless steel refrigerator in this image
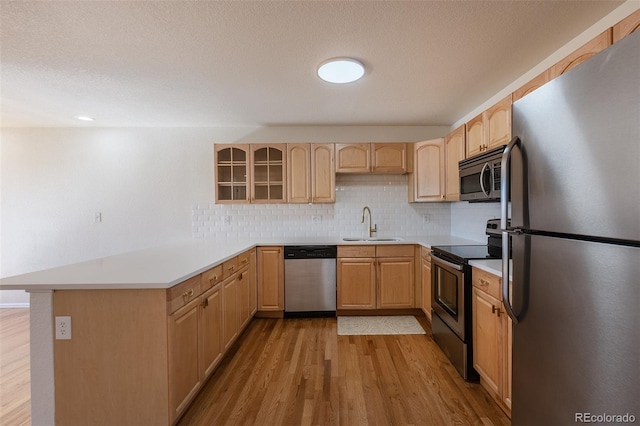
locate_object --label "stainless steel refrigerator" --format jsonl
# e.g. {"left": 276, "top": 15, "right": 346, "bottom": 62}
{"left": 501, "top": 30, "right": 640, "bottom": 425}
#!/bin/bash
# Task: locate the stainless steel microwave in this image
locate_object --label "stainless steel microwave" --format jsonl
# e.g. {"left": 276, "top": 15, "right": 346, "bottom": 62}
{"left": 458, "top": 145, "right": 506, "bottom": 202}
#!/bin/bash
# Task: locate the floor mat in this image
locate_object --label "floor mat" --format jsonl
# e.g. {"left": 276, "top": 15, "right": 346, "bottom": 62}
{"left": 337, "top": 315, "right": 426, "bottom": 336}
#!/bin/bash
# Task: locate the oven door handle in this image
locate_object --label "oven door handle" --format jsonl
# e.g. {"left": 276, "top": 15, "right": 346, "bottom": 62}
{"left": 431, "top": 253, "right": 464, "bottom": 271}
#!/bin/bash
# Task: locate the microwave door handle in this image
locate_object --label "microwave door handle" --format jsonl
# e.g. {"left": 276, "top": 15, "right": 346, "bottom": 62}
{"left": 479, "top": 162, "right": 491, "bottom": 197}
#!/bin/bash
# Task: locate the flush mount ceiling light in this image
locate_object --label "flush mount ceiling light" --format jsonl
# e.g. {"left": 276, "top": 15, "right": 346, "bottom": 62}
{"left": 317, "top": 58, "right": 365, "bottom": 84}
{"left": 76, "top": 116, "right": 95, "bottom": 121}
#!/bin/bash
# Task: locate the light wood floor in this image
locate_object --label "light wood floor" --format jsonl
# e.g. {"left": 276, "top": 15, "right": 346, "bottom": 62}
{"left": 0, "top": 308, "right": 31, "bottom": 426}
{"left": 179, "top": 316, "right": 510, "bottom": 426}
{"left": 0, "top": 311, "right": 510, "bottom": 426}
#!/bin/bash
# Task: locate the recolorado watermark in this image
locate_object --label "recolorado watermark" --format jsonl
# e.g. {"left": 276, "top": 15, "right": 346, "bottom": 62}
{"left": 575, "top": 413, "right": 636, "bottom": 423}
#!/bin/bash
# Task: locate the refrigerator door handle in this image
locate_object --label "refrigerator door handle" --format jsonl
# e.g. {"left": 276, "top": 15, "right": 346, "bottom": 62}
{"left": 501, "top": 136, "right": 521, "bottom": 324}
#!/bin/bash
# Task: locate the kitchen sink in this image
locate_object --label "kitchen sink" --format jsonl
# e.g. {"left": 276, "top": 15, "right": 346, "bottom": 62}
{"left": 342, "top": 237, "right": 404, "bottom": 242}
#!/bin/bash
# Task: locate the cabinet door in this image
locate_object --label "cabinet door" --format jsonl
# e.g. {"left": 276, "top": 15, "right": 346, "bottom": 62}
{"left": 287, "top": 144, "right": 311, "bottom": 203}
{"left": 613, "top": 9, "right": 640, "bottom": 43}
{"left": 222, "top": 276, "right": 238, "bottom": 351}
{"left": 371, "top": 143, "right": 407, "bottom": 173}
{"left": 421, "top": 255, "right": 432, "bottom": 320}
{"left": 484, "top": 95, "right": 512, "bottom": 150}
{"left": 472, "top": 287, "right": 501, "bottom": 396}
{"left": 251, "top": 144, "right": 287, "bottom": 203}
{"left": 311, "top": 143, "right": 335, "bottom": 203}
{"left": 550, "top": 29, "right": 612, "bottom": 78}
{"left": 408, "top": 139, "right": 444, "bottom": 202}
{"left": 237, "top": 268, "right": 251, "bottom": 331}
{"left": 257, "top": 246, "right": 284, "bottom": 311}
{"left": 168, "top": 299, "right": 201, "bottom": 420}
{"left": 444, "top": 125, "right": 466, "bottom": 202}
{"left": 249, "top": 249, "right": 257, "bottom": 316}
{"left": 336, "top": 144, "right": 370, "bottom": 173}
{"left": 466, "top": 114, "right": 484, "bottom": 158}
{"left": 200, "top": 284, "right": 223, "bottom": 379}
{"left": 337, "top": 258, "right": 376, "bottom": 309}
{"left": 377, "top": 257, "right": 414, "bottom": 308}
{"left": 214, "top": 144, "right": 250, "bottom": 204}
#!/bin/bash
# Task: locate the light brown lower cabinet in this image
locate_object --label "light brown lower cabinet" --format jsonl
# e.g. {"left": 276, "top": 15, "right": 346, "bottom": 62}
{"left": 337, "top": 245, "right": 415, "bottom": 310}
{"left": 200, "top": 283, "right": 223, "bottom": 378}
{"left": 257, "top": 246, "right": 284, "bottom": 314}
{"left": 222, "top": 274, "right": 239, "bottom": 351}
{"left": 472, "top": 267, "right": 512, "bottom": 416}
{"left": 168, "top": 298, "right": 202, "bottom": 419}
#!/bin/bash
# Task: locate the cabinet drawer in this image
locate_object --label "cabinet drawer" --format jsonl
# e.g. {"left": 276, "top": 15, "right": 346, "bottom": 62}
{"left": 421, "top": 246, "right": 431, "bottom": 261}
{"left": 338, "top": 245, "right": 376, "bottom": 258}
{"left": 223, "top": 257, "right": 238, "bottom": 278}
{"left": 201, "top": 264, "right": 223, "bottom": 291}
{"left": 472, "top": 268, "right": 501, "bottom": 300}
{"left": 167, "top": 275, "right": 202, "bottom": 314}
{"left": 376, "top": 244, "right": 414, "bottom": 258}
{"left": 237, "top": 250, "right": 251, "bottom": 270}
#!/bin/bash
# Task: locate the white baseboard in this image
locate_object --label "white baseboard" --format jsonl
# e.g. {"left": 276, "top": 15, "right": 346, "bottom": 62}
{"left": 0, "top": 303, "right": 30, "bottom": 309}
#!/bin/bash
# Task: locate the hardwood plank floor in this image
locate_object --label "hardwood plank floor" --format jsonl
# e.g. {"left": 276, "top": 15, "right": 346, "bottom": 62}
{"left": 179, "top": 316, "right": 510, "bottom": 426}
{"left": 0, "top": 308, "right": 31, "bottom": 426}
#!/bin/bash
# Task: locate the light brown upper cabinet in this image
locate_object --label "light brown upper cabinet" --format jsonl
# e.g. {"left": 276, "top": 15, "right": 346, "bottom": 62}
{"left": 371, "top": 143, "right": 408, "bottom": 173}
{"left": 287, "top": 143, "right": 335, "bottom": 203}
{"left": 250, "top": 144, "right": 287, "bottom": 203}
{"left": 466, "top": 96, "right": 511, "bottom": 159}
{"left": 512, "top": 70, "right": 550, "bottom": 102}
{"left": 444, "top": 124, "right": 466, "bottom": 202}
{"left": 466, "top": 114, "right": 484, "bottom": 158}
{"left": 336, "top": 143, "right": 370, "bottom": 173}
{"left": 407, "top": 138, "right": 444, "bottom": 202}
{"left": 214, "top": 144, "right": 250, "bottom": 204}
{"left": 484, "top": 95, "right": 512, "bottom": 150}
{"left": 613, "top": 8, "right": 640, "bottom": 43}
{"left": 336, "top": 143, "right": 407, "bottom": 174}
{"left": 549, "top": 29, "right": 612, "bottom": 79}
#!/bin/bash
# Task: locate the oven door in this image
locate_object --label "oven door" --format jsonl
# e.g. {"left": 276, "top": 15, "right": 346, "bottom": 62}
{"left": 431, "top": 253, "right": 467, "bottom": 340}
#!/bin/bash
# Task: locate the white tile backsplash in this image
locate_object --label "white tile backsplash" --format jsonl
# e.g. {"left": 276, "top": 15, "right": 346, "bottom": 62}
{"left": 450, "top": 201, "right": 501, "bottom": 242}
{"left": 193, "top": 174, "right": 452, "bottom": 240}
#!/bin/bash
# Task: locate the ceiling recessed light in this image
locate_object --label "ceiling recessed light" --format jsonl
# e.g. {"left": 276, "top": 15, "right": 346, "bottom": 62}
{"left": 317, "top": 58, "right": 365, "bottom": 84}
{"left": 76, "top": 116, "right": 95, "bottom": 121}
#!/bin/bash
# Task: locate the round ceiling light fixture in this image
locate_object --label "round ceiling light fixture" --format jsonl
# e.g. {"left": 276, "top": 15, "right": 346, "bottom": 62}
{"left": 317, "top": 58, "right": 365, "bottom": 84}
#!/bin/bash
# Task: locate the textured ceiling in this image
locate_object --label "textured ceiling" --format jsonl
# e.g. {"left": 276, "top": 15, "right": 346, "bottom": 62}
{"left": 0, "top": 1, "right": 623, "bottom": 127}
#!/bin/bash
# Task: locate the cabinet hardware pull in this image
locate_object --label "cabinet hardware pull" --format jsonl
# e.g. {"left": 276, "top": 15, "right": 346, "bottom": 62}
{"left": 241, "top": 259, "right": 248, "bottom": 264}
{"left": 209, "top": 274, "right": 218, "bottom": 284}
{"left": 492, "top": 305, "right": 499, "bottom": 315}
{"left": 479, "top": 278, "right": 489, "bottom": 286}
{"left": 202, "top": 298, "right": 209, "bottom": 309}
{"left": 182, "top": 288, "right": 194, "bottom": 302}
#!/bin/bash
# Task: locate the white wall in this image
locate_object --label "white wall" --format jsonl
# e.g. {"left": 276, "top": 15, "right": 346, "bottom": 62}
{"left": 0, "top": 125, "right": 447, "bottom": 305}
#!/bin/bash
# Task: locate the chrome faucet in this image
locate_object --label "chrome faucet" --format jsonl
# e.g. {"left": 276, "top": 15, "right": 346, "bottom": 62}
{"left": 361, "top": 206, "right": 377, "bottom": 238}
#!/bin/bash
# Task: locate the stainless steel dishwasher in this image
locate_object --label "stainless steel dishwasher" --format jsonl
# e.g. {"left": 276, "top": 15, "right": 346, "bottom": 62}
{"left": 284, "top": 245, "right": 337, "bottom": 317}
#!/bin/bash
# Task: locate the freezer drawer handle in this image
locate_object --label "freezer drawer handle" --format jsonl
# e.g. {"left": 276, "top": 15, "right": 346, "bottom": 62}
{"left": 501, "top": 136, "right": 522, "bottom": 324}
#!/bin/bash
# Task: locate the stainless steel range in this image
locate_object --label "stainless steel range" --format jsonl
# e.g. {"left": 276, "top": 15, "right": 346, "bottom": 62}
{"left": 430, "top": 219, "right": 504, "bottom": 381}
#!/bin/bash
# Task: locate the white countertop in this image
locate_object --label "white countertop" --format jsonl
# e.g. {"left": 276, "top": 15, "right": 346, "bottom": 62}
{"left": 469, "top": 259, "right": 513, "bottom": 280}
{"left": 0, "top": 235, "right": 481, "bottom": 291}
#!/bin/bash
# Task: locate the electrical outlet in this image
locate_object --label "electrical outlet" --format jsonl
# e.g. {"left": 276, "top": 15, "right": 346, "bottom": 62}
{"left": 223, "top": 215, "right": 232, "bottom": 225}
{"left": 55, "top": 316, "right": 72, "bottom": 340}
{"left": 94, "top": 212, "right": 102, "bottom": 223}
{"left": 423, "top": 214, "right": 430, "bottom": 223}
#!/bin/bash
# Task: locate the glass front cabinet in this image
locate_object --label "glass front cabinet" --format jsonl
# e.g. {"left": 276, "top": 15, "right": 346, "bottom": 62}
{"left": 214, "top": 144, "right": 287, "bottom": 204}
{"left": 214, "top": 144, "right": 250, "bottom": 203}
